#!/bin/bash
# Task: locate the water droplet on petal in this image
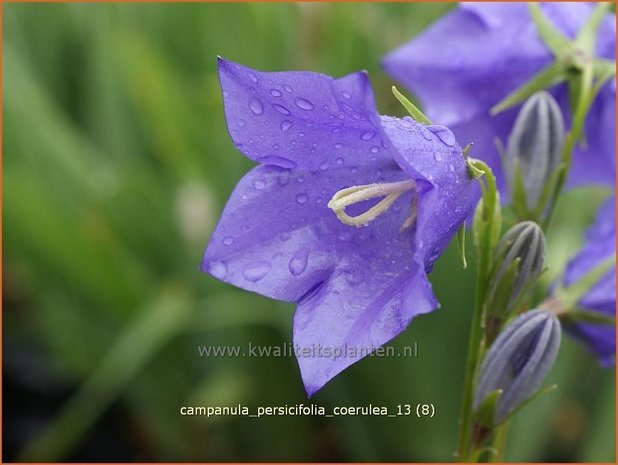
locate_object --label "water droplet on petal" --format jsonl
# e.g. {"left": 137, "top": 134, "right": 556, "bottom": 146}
{"left": 319, "top": 161, "right": 329, "bottom": 171}
{"left": 361, "top": 130, "right": 376, "bottom": 140}
{"left": 334, "top": 143, "right": 343, "bottom": 149}
{"left": 428, "top": 125, "right": 456, "bottom": 146}
{"left": 272, "top": 103, "right": 291, "bottom": 115}
{"left": 297, "top": 176, "right": 305, "bottom": 183}
{"left": 247, "top": 71, "right": 258, "bottom": 83}
{"left": 257, "top": 155, "right": 297, "bottom": 169}
{"left": 253, "top": 179, "right": 267, "bottom": 190}
{"left": 449, "top": 163, "right": 455, "bottom": 172}
{"left": 434, "top": 152, "right": 443, "bottom": 162}
{"left": 370, "top": 146, "right": 380, "bottom": 154}
{"left": 238, "top": 119, "right": 246, "bottom": 127}
{"left": 223, "top": 236, "right": 235, "bottom": 246}
{"left": 243, "top": 261, "right": 271, "bottom": 282}
{"left": 280, "top": 120, "right": 292, "bottom": 132}
{"left": 249, "top": 98, "right": 264, "bottom": 115}
{"left": 420, "top": 127, "right": 432, "bottom": 141}
{"left": 284, "top": 85, "right": 293, "bottom": 93}
{"left": 296, "top": 193, "right": 308, "bottom": 204}
{"left": 270, "top": 88, "right": 283, "bottom": 97}
{"left": 288, "top": 249, "right": 309, "bottom": 276}
{"left": 341, "top": 91, "right": 351, "bottom": 99}
{"left": 277, "top": 170, "right": 290, "bottom": 186}
{"left": 336, "top": 157, "right": 344, "bottom": 165}
{"left": 280, "top": 231, "right": 291, "bottom": 241}
{"left": 208, "top": 261, "right": 228, "bottom": 279}
{"left": 294, "top": 97, "right": 315, "bottom": 110}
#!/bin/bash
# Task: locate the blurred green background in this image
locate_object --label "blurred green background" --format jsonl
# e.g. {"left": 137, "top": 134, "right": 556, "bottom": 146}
{"left": 2, "top": 3, "right": 615, "bottom": 462}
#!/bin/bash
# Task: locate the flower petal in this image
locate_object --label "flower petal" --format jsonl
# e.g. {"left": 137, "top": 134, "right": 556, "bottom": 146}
{"left": 218, "top": 57, "right": 385, "bottom": 171}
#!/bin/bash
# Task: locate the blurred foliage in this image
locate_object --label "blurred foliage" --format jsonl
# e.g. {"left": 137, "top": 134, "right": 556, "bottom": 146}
{"left": 2, "top": 3, "right": 614, "bottom": 462}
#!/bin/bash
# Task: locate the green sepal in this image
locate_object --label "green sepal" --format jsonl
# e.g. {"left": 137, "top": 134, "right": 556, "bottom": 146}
{"left": 498, "top": 384, "right": 558, "bottom": 426}
{"left": 456, "top": 224, "right": 467, "bottom": 269}
{"left": 474, "top": 389, "right": 503, "bottom": 429}
{"left": 467, "top": 159, "right": 485, "bottom": 180}
{"left": 529, "top": 3, "right": 572, "bottom": 61}
{"left": 575, "top": 2, "right": 612, "bottom": 54}
{"left": 391, "top": 86, "right": 432, "bottom": 125}
{"left": 487, "top": 257, "right": 521, "bottom": 320}
{"left": 561, "top": 309, "right": 616, "bottom": 326}
{"left": 490, "top": 61, "right": 567, "bottom": 115}
{"left": 554, "top": 255, "right": 616, "bottom": 310}
{"left": 510, "top": 159, "right": 530, "bottom": 219}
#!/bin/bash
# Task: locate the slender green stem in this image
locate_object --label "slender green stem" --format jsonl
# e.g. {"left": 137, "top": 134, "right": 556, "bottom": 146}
{"left": 489, "top": 423, "right": 508, "bottom": 462}
{"left": 456, "top": 160, "right": 498, "bottom": 461}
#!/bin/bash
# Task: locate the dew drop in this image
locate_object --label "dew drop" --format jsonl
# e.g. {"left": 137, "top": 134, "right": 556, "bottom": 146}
{"left": 257, "top": 155, "right": 297, "bottom": 169}
{"left": 280, "top": 120, "right": 292, "bottom": 132}
{"left": 208, "top": 261, "right": 228, "bottom": 279}
{"left": 238, "top": 119, "right": 246, "bottom": 127}
{"left": 288, "top": 249, "right": 309, "bottom": 276}
{"left": 370, "top": 146, "right": 380, "bottom": 154}
{"left": 419, "top": 127, "right": 432, "bottom": 141}
{"left": 296, "top": 176, "right": 305, "bottom": 183}
{"left": 434, "top": 152, "right": 443, "bottom": 162}
{"left": 341, "top": 91, "right": 351, "bottom": 99}
{"left": 294, "top": 97, "right": 315, "bottom": 111}
{"left": 243, "top": 261, "right": 271, "bottom": 282}
{"left": 361, "top": 130, "right": 376, "bottom": 141}
{"left": 334, "top": 143, "right": 343, "bottom": 149}
{"left": 280, "top": 231, "right": 291, "bottom": 241}
{"left": 277, "top": 170, "right": 290, "bottom": 186}
{"left": 428, "top": 125, "right": 456, "bottom": 146}
{"left": 449, "top": 163, "right": 455, "bottom": 173}
{"left": 296, "top": 193, "right": 308, "bottom": 204}
{"left": 319, "top": 161, "right": 329, "bottom": 171}
{"left": 249, "top": 98, "right": 264, "bottom": 115}
{"left": 284, "top": 84, "right": 293, "bottom": 93}
{"left": 272, "top": 103, "right": 291, "bottom": 115}
{"left": 223, "top": 236, "right": 235, "bottom": 246}
{"left": 336, "top": 157, "right": 344, "bottom": 165}
{"left": 247, "top": 71, "right": 258, "bottom": 83}
{"left": 253, "top": 179, "right": 267, "bottom": 190}
{"left": 270, "top": 88, "right": 283, "bottom": 97}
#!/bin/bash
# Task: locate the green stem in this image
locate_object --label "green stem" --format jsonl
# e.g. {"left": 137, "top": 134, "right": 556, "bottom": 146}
{"left": 456, "top": 160, "right": 498, "bottom": 461}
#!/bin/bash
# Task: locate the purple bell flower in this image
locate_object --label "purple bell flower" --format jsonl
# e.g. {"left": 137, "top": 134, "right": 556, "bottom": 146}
{"left": 382, "top": 2, "right": 616, "bottom": 192}
{"left": 201, "top": 58, "right": 478, "bottom": 395}
{"left": 561, "top": 196, "right": 616, "bottom": 366}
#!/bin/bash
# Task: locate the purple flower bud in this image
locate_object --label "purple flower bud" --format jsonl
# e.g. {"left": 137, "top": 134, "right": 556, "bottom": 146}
{"left": 507, "top": 91, "right": 565, "bottom": 211}
{"left": 474, "top": 309, "right": 561, "bottom": 425}
{"left": 486, "top": 221, "right": 546, "bottom": 323}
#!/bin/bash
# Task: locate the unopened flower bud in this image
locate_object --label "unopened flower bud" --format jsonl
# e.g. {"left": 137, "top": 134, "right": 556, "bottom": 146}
{"left": 507, "top": 91, "right": 565, "bottom": 212}
{"left": 486, "top": 221, "right": 546, "bottom": 327}
{"left": 474, "top": 309, "right": 561, "bottom": 426}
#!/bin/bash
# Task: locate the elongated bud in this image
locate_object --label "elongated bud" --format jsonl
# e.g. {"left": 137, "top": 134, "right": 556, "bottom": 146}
{"left": 486, "top": 221, "right": 546, "bottom": 330}
{"left": 474, "top": 309, "right": 561, "bottom": 426}
{"left": 507, "top": 91, "right": 565, "bottom": 213}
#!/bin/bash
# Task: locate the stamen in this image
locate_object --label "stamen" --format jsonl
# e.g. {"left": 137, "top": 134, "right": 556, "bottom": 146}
{"left": 327, "top": 179, "right": 415, "bottom": 228}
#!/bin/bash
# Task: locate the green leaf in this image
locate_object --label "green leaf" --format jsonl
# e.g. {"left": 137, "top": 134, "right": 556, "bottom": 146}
{"left": 490, "top": 62, "right": 567, "bottom": 115}
{"left": 529, "top": 3, "right": 572, "bottom": 60}
{"left": 575, "top": 2, "right": 612, "bottom": 53}
{"left": 391, "top": 86, "right": 432, "bottom": 125}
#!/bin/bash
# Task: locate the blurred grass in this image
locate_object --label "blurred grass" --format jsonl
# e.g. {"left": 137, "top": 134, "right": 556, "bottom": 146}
{"left": 2, "top": 3, "right": 614, "bottom": 462}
